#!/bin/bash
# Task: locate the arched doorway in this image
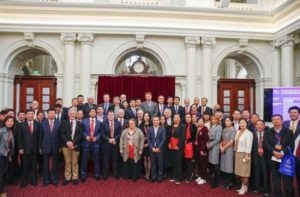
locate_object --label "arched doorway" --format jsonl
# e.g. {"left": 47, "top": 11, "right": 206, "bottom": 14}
{"left": 217, "top": 52, "right": 259, "bottom": 115}
{"left": 97, "top": 49, "right": 175, "bottom": 103}
{"left": 12, "top": 48, "right": 58, "bottom": 112}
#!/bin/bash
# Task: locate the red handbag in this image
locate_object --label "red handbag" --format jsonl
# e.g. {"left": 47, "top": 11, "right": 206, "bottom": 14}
{"left": 184, "top": 142, "right": 193, "bottom": 159}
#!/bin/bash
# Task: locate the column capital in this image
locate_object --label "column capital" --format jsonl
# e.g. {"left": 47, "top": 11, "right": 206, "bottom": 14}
{"left": 201, "top": 37, "right": 216, "bottom": 48}
{"left": 275, "top": 34, "right": 295, "bottom": 48}
{"left": 77, "top": 33, "right": 94, "bottom": 45}
{"left": 184, "top": 35, "right": 200, "bottom": 47}
{"left": 61, "top": 32, "right": 77, "bottom": 45}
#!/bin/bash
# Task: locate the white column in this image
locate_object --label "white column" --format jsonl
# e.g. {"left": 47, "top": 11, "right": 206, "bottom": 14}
{"left": 280, "top": 36, "right": 294, "bottom": 87}
{"left": 225, "top": 58, "right": 236, "bottom": 78}
{"left": 270, "top": 41, "right": 281, "bottom": 87}
{"left": 77, "top": 33, "right": 94, "bottom": 97}
{"left": 201, "top": 37, "right": 216, "bottom": 103}
{"left": 61, "top": 32, "right": 76, "bottom": 106}
{"left": 185, "top": 36, "right": 200, "bottom": 100}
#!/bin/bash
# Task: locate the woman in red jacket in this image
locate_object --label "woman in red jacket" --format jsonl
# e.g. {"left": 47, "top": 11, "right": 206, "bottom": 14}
{"left": 195, "top": 118, "right": 209, "bottom": 185}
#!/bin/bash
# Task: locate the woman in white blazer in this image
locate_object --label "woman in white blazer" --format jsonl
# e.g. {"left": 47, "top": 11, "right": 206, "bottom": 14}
{"left": 234, "top": 118, "right": 253, "bottom": 195}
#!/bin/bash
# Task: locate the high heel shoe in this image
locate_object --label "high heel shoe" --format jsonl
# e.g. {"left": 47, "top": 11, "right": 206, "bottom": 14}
{"left": 236, "top": 184, "right": 244, "bottom": 193}
{"left": 238, "top": 185, "right": 248, "bottom": 195}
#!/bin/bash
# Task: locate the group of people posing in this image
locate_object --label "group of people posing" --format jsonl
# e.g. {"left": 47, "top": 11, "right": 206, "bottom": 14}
{"left": 0, "top": 92, "right": 299, "bottom": 197}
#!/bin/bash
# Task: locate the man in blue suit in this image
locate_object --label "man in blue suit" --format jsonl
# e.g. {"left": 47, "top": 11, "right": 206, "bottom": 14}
{"left": 283, "top": 106, "right": 300, "bottom": 195}
{"left": 40, "top": 108, "right": 62, "bottom": 186}
{"left": 125, "top": 99, "right": 137, "bottom": 120}
{"left": 80, "top": 108, "right": 102, "bottom": 182}
{"left": 102, "top": 110, "right": 122, "bottom": 180}
{"left": 147, "top": 116, "right": 166, "bottom": 183}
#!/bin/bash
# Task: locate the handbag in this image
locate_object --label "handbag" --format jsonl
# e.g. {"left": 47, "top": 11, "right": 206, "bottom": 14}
{"left": 279, "top": 147, "right": 295, "bottom": 177}
{"left": 184, "top": 142, "right": 193, "bottom": 159}
{"left": 169, "top": 137, "right": 179, "bottom": 150}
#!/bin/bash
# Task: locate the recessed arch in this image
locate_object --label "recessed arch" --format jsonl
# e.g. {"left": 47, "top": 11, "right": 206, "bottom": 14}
{"left": 105, "top": 40, "right": 172, "bottom": 75}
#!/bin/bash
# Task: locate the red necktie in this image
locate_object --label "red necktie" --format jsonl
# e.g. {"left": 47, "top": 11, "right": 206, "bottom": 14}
{"left": 110, "top": 121, "right": 114, "bottom": 138}
{"left": 29, "top": 122, "right": 33, "bottom": 134}
{"left": 90, "top": 119, "right": 95, "bottom": 137}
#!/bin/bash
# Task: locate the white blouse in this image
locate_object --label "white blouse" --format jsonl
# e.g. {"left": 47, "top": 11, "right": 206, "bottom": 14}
{"left": 235, "top": 129, "right": 253, "bottom": 154}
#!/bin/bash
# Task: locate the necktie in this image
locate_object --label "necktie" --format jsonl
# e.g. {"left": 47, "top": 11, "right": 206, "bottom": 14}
{"left": 110, "top": 121, "right": 114, "bottom": 138}
{"left": 70, "top": 121, "right": 74, "bottom": 140}
{"left": 202, "top": 106, "right": 205, "bottom": 115}
{"left": 291, "top": 121, "right": 296, "bottom": 134}
{"left": 175, "top": 105, "right": 178, "bottom": 113}
{"left": 56, "top": 113, "right": 59, "bottom": 120}
{"left": 29, "top": 122, "right": 33, "bottom": 134}
{"left": 50, "top": 121, "right": 54, "bottom": 132}
{"left": 258, "top": 132, "right": 263, "bottom": 149}
{"left": 90, "top": 119, "right": 95, "bottom": 137}
{"left": 133, "top": 108, "right": 136, "bottom": 116}
{"left": 160, "top": 105, "right": 163, "bottom": 114}
{"left": 148, "top": 102, "right": 151, "bottom": 108}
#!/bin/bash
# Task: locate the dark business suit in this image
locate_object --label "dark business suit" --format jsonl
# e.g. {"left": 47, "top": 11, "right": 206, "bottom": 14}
{"left": 40, "top": 119, "right": 61, "bottom": 184}
{"left": 81, "top": 118, "right": 102, "bottom": 179}
{"left": 252, "top": 130, "right": 270, "bottom": 194}
{"left": 171, "top": 105, "right": 185, "bottom": 120}
{"left": 125, "top": 108, "right": 137, "bottom": 120}
{"left": 263, "top": 127, "right": 294, "bottom": 197}
{"left": 82, "top": 103, "right": 97, "bottom": 118}
{"left": 198, "top": 105, "right": 213, "bottom": 116}
{"left": 118, "top": 118, "right": 129, "bottom": 131}
{"left": 60, "top": 120, "right": 82, "bottom": 151}
{"left": 157, "top": 104, "right": 167, "bottom": 117}
{"left": 17, "top": 120, "right": 41, "bottom": 185}
{"left": 147, "top": 126, "right": 166, "bottom": 181}
{"left": 99, "top": 102, "right": 114, "bottom": 115}
{"left": 101, "top": 120, "right": 122, "bottom": 179}
{"left": 284, "top": 120, "right": 300, "bottom": 195}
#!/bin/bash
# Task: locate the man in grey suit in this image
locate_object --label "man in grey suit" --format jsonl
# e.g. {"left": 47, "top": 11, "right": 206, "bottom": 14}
{"left": 141, "top": 92, "right": 158, "bottom": 117}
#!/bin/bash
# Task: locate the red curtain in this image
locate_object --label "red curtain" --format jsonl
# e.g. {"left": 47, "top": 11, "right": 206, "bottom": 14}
{"left": 97, "top": 75, "right": 175, "bottom": 103}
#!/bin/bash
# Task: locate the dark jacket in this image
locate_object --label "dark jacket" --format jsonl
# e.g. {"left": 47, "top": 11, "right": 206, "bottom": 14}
{"left": 17, "top": 120, "right": 40, "bottom": 154}
{"left": 60, "top": 119, "right": 83, "bottom": 151}
{"left": 40, "top": 119, "right": 61, "bottom": 154}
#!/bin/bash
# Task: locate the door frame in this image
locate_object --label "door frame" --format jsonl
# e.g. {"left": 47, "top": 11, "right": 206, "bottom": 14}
{"left": 14, "top": 75, "right": 57, "bottom": 112}
{"left": 217, "top": 78, "right": 256, "bottom": 114}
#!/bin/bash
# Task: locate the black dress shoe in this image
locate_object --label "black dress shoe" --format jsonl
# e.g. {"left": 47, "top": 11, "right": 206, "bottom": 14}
{"left": 94, "top": 176, "right": 100, "bottom": 181}
{"left": 157, "top": 179, "right": 162, "bottom": 183}
{"left": 210, "top": 183, "right": 218, "bottom": 189}
{"left": 81, "top": 177, "right": 86, "bottom": 183}
{"left": 253, "top": 190, "right": 260, "bottom": 194}
{"left": 72, "top": 180, "right": 79, "bottom": 185}
{"left": 20, "top": 182, "right": 28, "bottom": 188}
{"left": 102, "top": 176, "right": 108, "bottom": 181}
{"left": 224, "top": 182, "right": 233, "bottom": 190}
{"left": 150, "top": 179, "right": 155, "bottom": 183}
{"left": 43, "top": 182, "right": 49, "bottom": 187}
{"left": 62, "top": 180, "right": 70, "bottom": 186}
{"left": 263, "top": 192, "right": 272, "bottom": 196}
{"left": 31, "top": 181, "right": 37, "bottom": 187}
{"left": 113, "top": 175, "right": 119, "bottom": 180}
{"left": 52, "top": 181, "right": 59, "bottom": 186}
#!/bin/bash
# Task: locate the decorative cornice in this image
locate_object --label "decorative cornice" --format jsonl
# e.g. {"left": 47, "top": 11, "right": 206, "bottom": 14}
{"left": 201, "top": 37, "right": 216, "bottom": 48}
{"left": 275, "top": 34, "right": 295, "bottom": 48}
{"left": 77, "top": 33, "right": 94, "bottom": 45}
{"left": 60, "top": 32, "right": 76, "bottom": 44}
{"left": 184, "top": 35, "right": 200, "bottom": 48}
{"left": 136, "top": 34, "right": 145, "bottom": 49}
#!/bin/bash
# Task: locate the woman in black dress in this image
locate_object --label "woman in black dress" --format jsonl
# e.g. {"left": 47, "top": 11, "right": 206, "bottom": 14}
{"left": 160, "top": 115, "right": 172, "bottom": 179}
{"left": 169, "top": 114, "right": 186, "bottom": 185}
{"left": 139, "top": 112, "right": 152, "bottom": 180}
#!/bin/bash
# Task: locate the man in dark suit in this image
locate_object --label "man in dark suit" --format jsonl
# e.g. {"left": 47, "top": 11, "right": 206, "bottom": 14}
{"left": 60, "top": 108, "right": 83, "bottom": 185}
{"left": 248, "top": 113, "right": 259, "bottom": 132}
{"left": 252, "top": 120, "right": 271, "bottom": 196}
{"left": 172, "top": 96, "right": 185, "bottom": 120}
{"left": 80, "top": 108, "right": 102, "bottom": 182}
{"left": 141, "top": 92, "right": 158, "bottom": 117}
{"left": 77, "top": 95, "right": 85, "bottom": 111}
{"left": 166, "top": 96, "right": 173, "bottom": 109}
{"left": 54, "top": 104, "right": 67, "bottom": 121}
{"left": 283, "top": 106, "right": 300, "bottom": 195}
{"left": 183, "top": 98, "right": 191, "bottom": 115}
{"left": 99, "top": 93, "right": 114, "bottom": 115}
{"left": 102, "top": 110, "right": 122, "bottom": 180}
{"left": 18, "top": 109, "right": 41, "bottom": 187}
{"left": 198, "top": 97, "right": 213, "bottom": 116}
{"left": 125, "top": 99, "right": 137, "bottom": 120}
{"left": 157, "top": 95, "right": 167, "bottom": 117}
{"left": 148, "top": 116, "right": 166, "bottom": 182}
{"left": 264, "top": 114, "right": 294, "bottom": 197}
{"left": 82, "top": 97, "right": 97, "bottom": 118}
{"left": 55, "top": 98, "right": 69, "bottom": 119}
{"left": 40, "top": 108, "right": 62, "bottom": 186}
{"left": 117, "top": 109, "right": 129, "bottom": 130}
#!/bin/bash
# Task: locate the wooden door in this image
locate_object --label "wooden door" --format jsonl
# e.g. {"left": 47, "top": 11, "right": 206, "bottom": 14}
{"left": 14, "top": 76, "right": 57, "bottom": 112}
{"left": 218, "top": 79, "right": 255, "bottom": 115}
